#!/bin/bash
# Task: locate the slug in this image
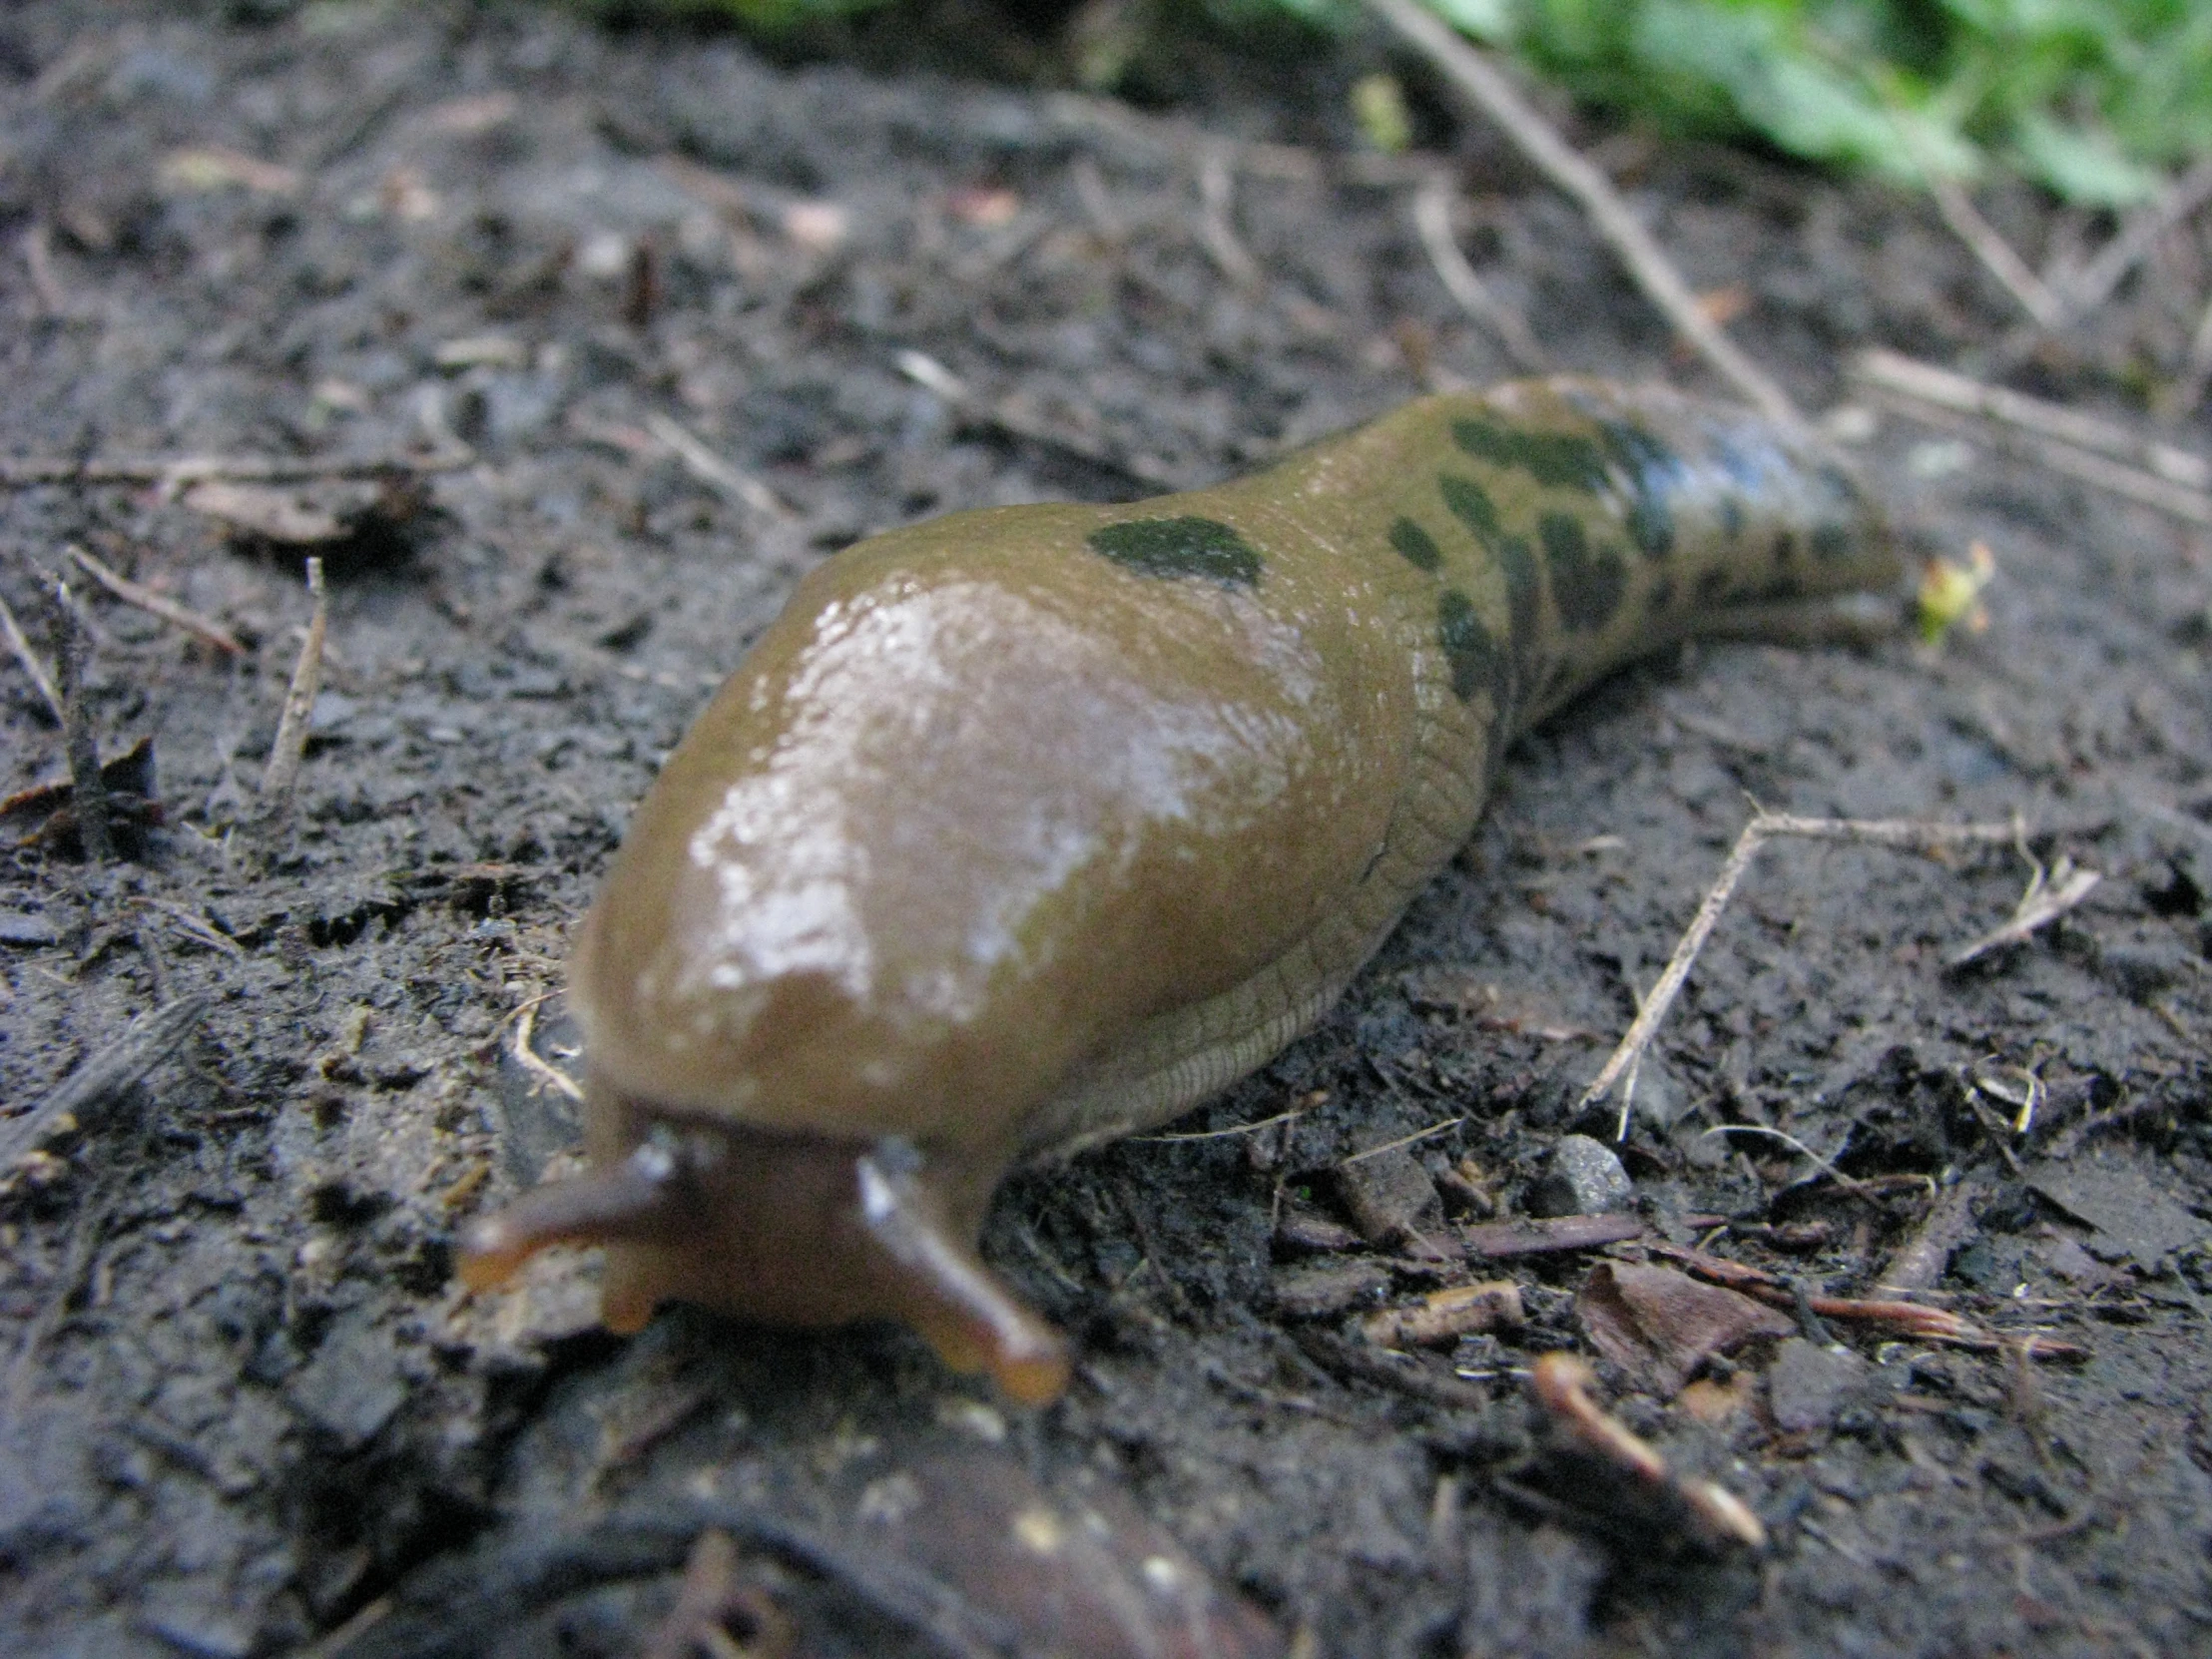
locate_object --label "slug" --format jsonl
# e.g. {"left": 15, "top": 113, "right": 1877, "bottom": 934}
{"left": 458, "top": 378, "right": 1896, "bottom": 1401}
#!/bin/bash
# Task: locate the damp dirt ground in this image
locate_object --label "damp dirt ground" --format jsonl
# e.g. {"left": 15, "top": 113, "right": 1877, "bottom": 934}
{"left": 2, "top": 4, "right": 2210, "bottom": 1656}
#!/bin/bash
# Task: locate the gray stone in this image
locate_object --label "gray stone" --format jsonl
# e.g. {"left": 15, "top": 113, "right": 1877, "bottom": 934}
{"left": 1527, "top": 1135, "right": 1633, "bottom": 1217}
{"left": 1767, "top": 1337, "right": 1869, "bottom": 1434}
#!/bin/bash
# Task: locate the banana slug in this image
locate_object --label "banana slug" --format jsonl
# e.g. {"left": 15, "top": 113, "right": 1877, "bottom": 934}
{"left": 458, "top": 378, "right": 1896, "bottom": 1401}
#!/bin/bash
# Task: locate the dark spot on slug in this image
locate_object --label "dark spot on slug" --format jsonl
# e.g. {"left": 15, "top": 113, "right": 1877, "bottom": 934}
{"left": 1499, "top": 535, "right": 1541, "bottom": 661}
{"left": 1762, "top": 574, "right": 1805, "bottom": 601}
{"left": 1772, "top": 530, "right": 1796, "bottom": 566}
{"left": 1389, "top": 516, "right": 1443, "bottom": 572}
{"left": 1538, "top": 512, "right": 1626, "bottom": 633}
{"left": 1811, "top": 522, "right": 1854, "bottom": 560}
{"left": 1695, "top": 568, "right": 1732, "bottom": 604}
{"left": 1452, "top": 417, "right": 1608, "bottom": 494}
{"left": 1818, "top": 463, "right": 1864, "bottom": 507}
{"left": 1718, "top": 496, "right": 1745, "bottom": 542}
{"left": 1087, "top": 517, "right": 1262, "bottom": 587}
{"left": 1597, "top": 420, "right": 1678, "bottom": 559}
{"left": 1438, "top": 473, "right": 1499, "bottom": 543}
{"left": 1625, "top": 496, "right": 1673, "bottom": 561}
{"left": 1648, "top": 575, "right": 1675, "bottom": 614}
{"left": 1437, "top": 588, "right": 1502, "bottom": 705}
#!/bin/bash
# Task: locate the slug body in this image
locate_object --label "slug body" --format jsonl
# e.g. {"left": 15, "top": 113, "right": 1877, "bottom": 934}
{"left": 461, "top": 379, "right": 1895, "bottom": 1399}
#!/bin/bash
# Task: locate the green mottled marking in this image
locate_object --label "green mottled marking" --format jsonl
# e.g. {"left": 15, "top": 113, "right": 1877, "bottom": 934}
{"left": 1648, "top": 575, "right": 1675, "bottom": 614}
{"left": 1087, "top": 517, "right": 1262, "bottom": 587}
{"left": 1695, "top": 568, "right": 1731, "bottom": 604}
{"left": 1451, "top": 417, "right": 1608, "bottom": 493}
{"left": 1719, "top": 497, "right": 1745, "bottom": 542}
{"left": 1818, "top": 464, "right": 1864, "bottom": 508}
{"left": 1500, "top": 535, "right": 1541, "bottom": 659}
{"left": 1810, "top": 523, "right": 1853, "bottom": 561}
{"left": 1772, "top": 530, "right": 1796, "bottom": 566}
{"left": 1437, "top": 589, "right": 1501, "bottom": 705}
{"left": 1538, "top": 512, "right": 1627, "bottom": 633}
{"left": 1598, "top": 420, "right": 1678, "bottom": 560}
{"left": 1389, "top": 517, "right": 1443, "bottom": 572}
{"left": 1438, "top": 473, "right": 1499, "bottom": 542}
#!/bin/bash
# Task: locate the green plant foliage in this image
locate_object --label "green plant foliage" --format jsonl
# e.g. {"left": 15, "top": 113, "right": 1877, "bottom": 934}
{"left": 589, "top": 0, "right": 2212, "bottom": 204}
{"left": 1440, "top": 0, "right": 2212, "bottom": 204}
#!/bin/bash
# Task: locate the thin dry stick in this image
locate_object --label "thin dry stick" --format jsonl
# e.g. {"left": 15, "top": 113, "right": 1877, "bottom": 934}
{"left": 894, "top": 348, "right": 1186, "bottom": 488}
{"left": 1338, "top": 1115, "right": 1467, "bottom": 1167}
{"left": 1410, "top": 173, "right": 1548, "bottom": 371}
{"left": 1858, "top": 386, "right": 2212, "bottom": 526}
{"left": 1578, "top": 813, "right": 2019, "bottom": 1131}
{"left": 2160, "top": 288, "right": 2212, "bottom": 422}
{"left": 1854, "top": 348, "right": 2210, "bottom": 490}
{"left": 1138, "top": 1103, "right": 1311, "bottom": 1143}
{"left": 2058, "top": 155, "right": 2212, "bottom": 322}
{"left": 0, "top": 588, "right": 63, "bottom": 723}
{"left": 1947, "top": 854, "right": 2101, "bottom": 968}
{"left": 67, "top": 544, "right": 245, "bottom": 655}
{"left": 1700, "top": 1123, "right": 1871, "bottom": 1196}
{"left": 0, "top": 449, "right": 470, "bottom": 491}
{"left": 49, "top": 578, "right": 109, "bottom": 864}
{"left": 1195, "top": 145, "right": 1262, "bottom": 288}
{"left": 259, "top": 556, "right": 327, "bottom": 822}
{"left": 0, "top": 994, "right": 209, "bottom": 1173}
{"left": 1927, "top": 175, "right": 2066, "bottom": 328}
{"left": 511, "top": 995, "right": 586, "bottom": 1104}
{"left": 643, "top": 412, "right": 790, "bottom": 519}
{"left": 1365, "top": 0, "right": 1804, "bottom": 433}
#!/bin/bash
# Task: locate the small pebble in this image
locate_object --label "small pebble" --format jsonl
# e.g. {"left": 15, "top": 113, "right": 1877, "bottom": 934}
{"left": 1526, "top": 1135, "right": 1633, "bottom": 1217}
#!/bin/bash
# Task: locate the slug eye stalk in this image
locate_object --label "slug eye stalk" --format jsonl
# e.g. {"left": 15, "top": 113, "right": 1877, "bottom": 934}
{"left": 458, "top": 1121, "right": 1069, "bottom": 1403}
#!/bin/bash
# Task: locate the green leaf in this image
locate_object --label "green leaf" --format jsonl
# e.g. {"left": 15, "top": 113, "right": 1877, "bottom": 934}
{"left": 2011, "top": 111, "right": 2162, "bottom": 205}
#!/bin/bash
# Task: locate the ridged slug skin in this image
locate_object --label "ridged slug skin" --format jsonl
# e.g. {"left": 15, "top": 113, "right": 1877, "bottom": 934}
{"left": 459, "top": 378, "right": 1897, "bottom": 1400}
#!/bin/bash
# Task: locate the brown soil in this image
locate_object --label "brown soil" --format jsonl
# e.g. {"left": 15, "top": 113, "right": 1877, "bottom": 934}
{"left": 2, "top": 5, "right": 2209, "bottom": 1656}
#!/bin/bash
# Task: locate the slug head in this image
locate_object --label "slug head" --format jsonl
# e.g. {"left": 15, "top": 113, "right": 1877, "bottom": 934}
{"left": 457, "top": 1106, "right": 1070, "bottom": 1404}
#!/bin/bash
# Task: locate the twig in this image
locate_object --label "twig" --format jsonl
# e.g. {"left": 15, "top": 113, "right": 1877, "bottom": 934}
{"left": 1699, "top": 1124, "right": 1870, "bottom": 1197}
{"left": 1338, "top": 1115, "right": 1467, "bottom": 1166}
{"left": 0, "top": 994, "right": 209, "bottom": 1174}
{"left": 1647, "top": 1243, "right": 2085, "bottom": 1356}
{"left": 1927, "top": 175, "right": 2065, "bottom": 329}
{"left": 643, "top": 413, "right": 790, "bottom": 519}
{"left": 1872, "top": 391, "right": 2212, "bottom": 525}
{"left": 1577, "top": 813, "right": 2018, "bottom": 1129}
{"left": 1528, "top": 1353, "right": 1767, "bottom": 1549}
{"left": 22, "top": 221, "right": 72, "bottom": 318}
{"left": 49, "top": 578, "right": 109, "bottom": 863}
{"left": 1137, "top": 1103, "right": 1311, "bottom": 1143}
{"left": 1854, "top": 348, "right": 2210, "bottom": 491}
{"left": 1365, "top": 0, "right": 1804, "bottom": 433}
{"left": 258, "top": 556, "right": 327, "bottom": 823}
{"left": 893, "top": 349, "right": 1186, "bottom": 488}
{"left": 2159, "top": 287, "right": 2212, "bottom": 422}
{"left": 1946, "top": 853, "right": 2101, "bottom": 968}
{"left": 0, "top": 589, "right": 63, "bottom": 723}
{"left": 2058, "top": 156, "right": 2212, "bottom": 323}
{"left": 1410, "top": 174, "right": 1547, "bottom": 371}
{"left": 510, "top": 996, "right": 585, "bottom": 1104}
{"left": 0, "top": 449, "right": 470, "bottom": 491}
{"left": 1195, "top": 146, "right": 1261, "bottom": 288}
{"left": 67, "top": 544, "right": 244, "bottom": 655}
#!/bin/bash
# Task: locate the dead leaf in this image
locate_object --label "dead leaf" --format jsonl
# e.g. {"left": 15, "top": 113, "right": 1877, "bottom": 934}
{"left": 1576, "top": 1261, "right": 1793, "bottom": 1396}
